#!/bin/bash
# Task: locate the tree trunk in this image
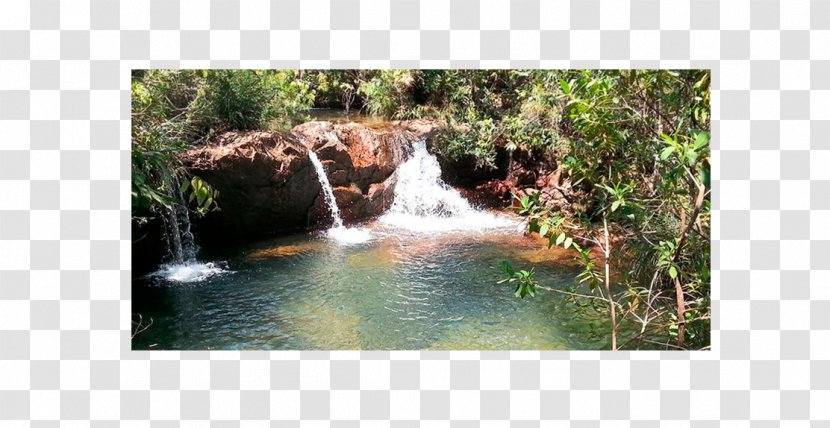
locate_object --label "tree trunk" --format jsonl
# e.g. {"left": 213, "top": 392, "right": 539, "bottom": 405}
{"left": 671, "top": 180, "right": 707, "bottom": 348}
{"left": 603, "top": 216, "right": 617, "bottom": 350}
{"left": 673, "top": 276, "right": 686, "bottom": 348}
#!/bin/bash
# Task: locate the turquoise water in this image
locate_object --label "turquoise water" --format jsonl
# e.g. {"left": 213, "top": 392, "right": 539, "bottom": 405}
{"left": 132, "top": 227, "right": 619, "bottom": 350}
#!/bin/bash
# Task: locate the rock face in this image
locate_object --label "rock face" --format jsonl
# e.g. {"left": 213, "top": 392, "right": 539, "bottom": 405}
{"left": 178, "top": 130, "right": 321, "bottom": 243}
{"left": 436, "top": 142, "right": 587, "bottom": 217}
{"left": 177, "top": 120, "right": 439, "bottom": 244}
{"left": 294, "top": 120, "right": 437, "bottom": 224}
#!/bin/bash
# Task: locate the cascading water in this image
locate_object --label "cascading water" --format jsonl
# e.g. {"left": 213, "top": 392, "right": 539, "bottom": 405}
{"left": 309, "top": 151, "right": 344, "bottom": 228}
{"left": 379, "top": 141, "right": 517, "bottom": 233}
{"left": 150, "top": 180, "right": 227, "bottom": 283}
{"left": 170, "top": 183, "right": 197, "bottom": 263}
{"left": 308, "top": 150, "right": 372, "bottom": 244}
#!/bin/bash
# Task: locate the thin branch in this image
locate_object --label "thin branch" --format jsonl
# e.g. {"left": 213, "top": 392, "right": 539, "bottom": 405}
{"left": 131, "top": 314, "right": 154, "bottom": 339}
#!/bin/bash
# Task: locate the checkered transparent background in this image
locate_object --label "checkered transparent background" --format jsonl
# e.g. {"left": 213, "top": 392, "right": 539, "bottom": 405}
{"left": 1, "top": 0, "right": 828, "bottom": 424}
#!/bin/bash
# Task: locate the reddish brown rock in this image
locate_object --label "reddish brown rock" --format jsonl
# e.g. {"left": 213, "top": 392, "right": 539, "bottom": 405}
{"left": 291, "top": 120, "right": 437, "bottom": 220}
{"left": 177, "top": 130, "right": 320, "bottom": 242}
{"left": 456, "top": 179, "right": 513, "bottom": 209}
{"left": 292, "top": 120, "right": 437, "bottom": 191}
{"left": 332, "top": 184, "right": 367, "bottom": 223}
{"left": 366, "top": 175, "right": 397, "bottom": 215}
{"left": 176, "top": 120, "right": 440, "bottom": 243}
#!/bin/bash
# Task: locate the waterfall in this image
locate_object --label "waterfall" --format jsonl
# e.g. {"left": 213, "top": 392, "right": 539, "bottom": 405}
{"left": 379, "top": 141, "right": 516, "bottom": 233}
{"left": 308, "top": 151, "right": 344, "bottom": 228}
{"left": 385, "top": 141, "right": 473, "bottom": 217}
{"left": 176, "top": 192, "right": 197, "bottom": 262}
{"left": 163, "top": 179, "right": 197, "bottom": 264}
{"left": 150, "top": 179, "right": 226, "bottom": 283}
{"left": 308, "top": 150, "right": 372, "bottom": 244}
{"left": 164, "top": 204, "right": 185, "bottom": 263}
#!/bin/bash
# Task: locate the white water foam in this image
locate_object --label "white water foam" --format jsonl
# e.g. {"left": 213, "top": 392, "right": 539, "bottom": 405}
{"left": 379, "top": 141, "right": 518, "bottom": 233}
{"left": 149, "top": 261, "right": 228, "bottom": 283}
{"left": 326, "top": 226, "right": 373, "bottom": 244}
{"left": 308, "top": 150, "right": 373, "bottom": 245}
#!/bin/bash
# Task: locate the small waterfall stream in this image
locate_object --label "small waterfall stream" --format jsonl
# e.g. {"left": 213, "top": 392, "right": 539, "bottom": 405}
{"left": 379, "top": 141, "right": 516, "bottom": 233}
{"left": 308, "top": 150, "right": 372, "bottom": 244}
{"left": 308, "top": 151, "right": 344, "bottom": 228}
{"left": 150, "top": 180, "right": 227, "bottom": 283}
{"left": 165, "top": 180, "right": 197, "bottom": 264}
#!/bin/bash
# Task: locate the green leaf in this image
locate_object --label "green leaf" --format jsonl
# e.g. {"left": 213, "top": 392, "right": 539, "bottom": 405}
{"left": 693, "top": 131, "right": 710, "bottom": 150}
{"left": 196, "top": 188, "right": 207, "bottom": 206}
{"left": 563, "top": 237, "right": 573, "bottom": 249}
{"left": 560, "top": 79, "right": 571, "bottom": 94}
{"left": 611, "top": 200, "right": 621, "bottom": 212}
{"left": 660, "top": 146, "right": 675, "bottom": 160}
{"left": 700, "top": 163, "right": 711, "bottom": 188}
{"left": 669, "top": 265, "right": 678, "bottom": 279}
{"left": 500, "top": 260, "right": 515, "bottom": 277}
{"left": 539, "top": 223, "right": 550, "bottom": 237}
{"left": 556, "top": 232, "right": 566, "bottom": 246}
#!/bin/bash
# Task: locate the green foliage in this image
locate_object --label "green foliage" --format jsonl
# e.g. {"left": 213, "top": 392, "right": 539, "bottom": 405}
{"left": 358, "top": 70, "right": 418, "bottom": 118}
{"left": 188, "top": 70, "right": 314, "bottom": 133}
{"left": 495, "top": 70, "right": 710, "bottom": 350}
{"left": 132, "top": 147, "right": 179, "bottom": 211}
{"left": 131, "top": 71, "right": 198, "bottom": 216}
{"left": 512, "top": 191, "right": 543, "bottom": 217}
{"left": 180, "top": 176, "right": 219, "bottom": 217}
{"left": 132, "top": 69, "right": 316, "bottom": 220}
{"left": 432, "top": 114, "right": 499, "bottom": 168}
{"left": 498, "top": 261, "right": 537, "bottom": 299}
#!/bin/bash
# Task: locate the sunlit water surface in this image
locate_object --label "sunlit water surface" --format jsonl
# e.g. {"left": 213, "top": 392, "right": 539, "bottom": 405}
{"left": 132, "top": 227, "right": 621, "bottom": 350}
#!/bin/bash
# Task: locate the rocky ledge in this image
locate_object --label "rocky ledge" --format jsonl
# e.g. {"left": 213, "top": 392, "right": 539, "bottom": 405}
{"left": 177, "top": 119, "right": 439, "bottom": 243}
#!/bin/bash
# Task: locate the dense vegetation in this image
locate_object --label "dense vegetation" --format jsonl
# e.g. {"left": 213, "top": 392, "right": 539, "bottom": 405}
{"left": 131, "top": 70, "right": 315, "bottom": 221}
{"left": 132, "top": 69, "right": 710, "bottom": 350}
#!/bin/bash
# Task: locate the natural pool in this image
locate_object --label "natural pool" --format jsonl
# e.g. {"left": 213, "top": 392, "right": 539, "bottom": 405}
{"left": 132, "top": 227, "right": 619, "bottom": 350}
{"left": 133, "top": 139, "right": 625, "bottom": 350}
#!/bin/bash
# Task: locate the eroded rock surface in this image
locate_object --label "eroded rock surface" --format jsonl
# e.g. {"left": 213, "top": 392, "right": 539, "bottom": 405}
{"left": 178, "top": 130, "right": 320, "bottom": 242}
{"left": 294, "top": 120, "right": 438, "bottom": 224}
{"left": 177, "top": 120, "right": 439, "bottom": 243}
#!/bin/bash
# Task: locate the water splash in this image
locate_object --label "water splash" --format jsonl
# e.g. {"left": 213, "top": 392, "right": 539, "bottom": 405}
{"left": 326, "top": 226, "right": 372, "bottom": 244}
{"left": 149, "top": 261, "right": 229, "bottom": 283}
{"left": 308, "top": 150, "right": 372, "bottom": 244}
{"left": 379, "top": 141, "right": 517, "bottom": 233}
{"left": 153, "top": 178, "right": 228, "bottom": 282}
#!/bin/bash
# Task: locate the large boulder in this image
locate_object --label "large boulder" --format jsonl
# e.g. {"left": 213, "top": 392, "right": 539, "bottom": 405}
{"left": 177, "top": 120, "right": 440, "bottom": 245}
{"left": 178, "top": 130, "right": 321, "bottom": 243}
{"left": 293, "top": 120, "right": 437, "bottom": 221}
{"left": 292, "top": 120, "right": 437, "bottom": 192}
{"left": 366, "top": 175, "right": 397, "bottom": 216}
